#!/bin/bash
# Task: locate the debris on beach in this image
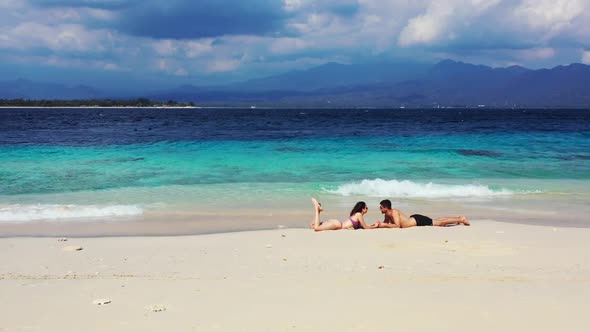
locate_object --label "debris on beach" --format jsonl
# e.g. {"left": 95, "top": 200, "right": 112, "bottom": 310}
{"left": 145, "top": 305, "right": 167, "bottom": 312}
{"left": 57, "top": 238, "right": 68, "bottom": 242}
{"left": 377, "top": 266, "right": 385, "bottom": 270}
{"left": 93, "top": 298, "right": 111, "bottom": 305}
{"left": 63, "top": 245, "right": 83, "bottom": 251}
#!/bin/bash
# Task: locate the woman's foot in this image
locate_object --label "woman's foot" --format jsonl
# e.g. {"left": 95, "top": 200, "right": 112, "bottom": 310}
{"left": 310, "top": 198, "right": 324, "bottom": 229}
{"left": 311, "top": 197, "right": 323, "bottom": 212}
{"left": 460, "top": 216, "right": 470, "bottom": 226}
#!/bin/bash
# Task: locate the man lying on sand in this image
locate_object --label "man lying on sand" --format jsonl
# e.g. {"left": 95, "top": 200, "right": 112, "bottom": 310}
{"left": 373, "top": 199, "right": 470, "bottom": 228}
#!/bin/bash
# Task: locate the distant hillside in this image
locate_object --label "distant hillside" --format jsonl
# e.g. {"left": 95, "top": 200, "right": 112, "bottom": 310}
{"left": 148, "top": 60, "right": 590, "bottom": 107}
{"left": 223, "top": 62, "right": 430, "bottom": 92}
{"left": 0, "top": 79, "right": 103, "bottom": 100}
{"left": 2, "top": 60, "right": 590, "bottom": 107}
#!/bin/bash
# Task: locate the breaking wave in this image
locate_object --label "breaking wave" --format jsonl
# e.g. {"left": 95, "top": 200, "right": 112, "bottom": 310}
{"left": 0, "top": 204, "right": 143, "bottom": 223}
{"left": 325, "top": 179, "right": 517, "bottom": 199}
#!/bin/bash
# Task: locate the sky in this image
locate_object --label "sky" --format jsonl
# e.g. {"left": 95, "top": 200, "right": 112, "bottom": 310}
{"left": 1, "top": 0, "right": 590, "bottom": 92}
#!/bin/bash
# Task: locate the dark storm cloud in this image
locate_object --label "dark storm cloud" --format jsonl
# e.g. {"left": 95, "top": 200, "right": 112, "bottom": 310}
{"left": 30, "top": 0, "right": 135, "bottom": 10}
{"left": 321, "top": 0, "right": 360, "bottom": 17}
{"left": 29, "top": 0, "right": 291, "bottom": 38}
{"left": 117, "top": 0, "right": 289, "bottom": 39}
{"left": 28, "top": 0, "right": 362, "bottom": 39}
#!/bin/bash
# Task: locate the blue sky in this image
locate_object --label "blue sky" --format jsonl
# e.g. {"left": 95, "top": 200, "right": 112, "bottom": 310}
{"left": 1, "top": 0, "right": 590, "bottom": 91}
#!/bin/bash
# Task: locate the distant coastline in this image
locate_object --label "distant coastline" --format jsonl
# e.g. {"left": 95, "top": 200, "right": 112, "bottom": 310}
{"left": 0, "top": 106, "right": 200, "bottom": 109}
{"left": 2, "top": 105, "right": 588, "bottom": 110}
{"left": 1, "top": 98, "right": 589, "bottom": 110}
{"left": 0, "top": 98, "right": 195, "bottom": 108}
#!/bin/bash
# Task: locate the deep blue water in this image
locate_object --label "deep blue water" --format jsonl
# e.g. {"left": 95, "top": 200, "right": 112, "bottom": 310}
{"left": 1, "top": 108, "right": 589, "bottom": 198}
{"left": 1, "top": 108, "right": 589, "bottom": 146}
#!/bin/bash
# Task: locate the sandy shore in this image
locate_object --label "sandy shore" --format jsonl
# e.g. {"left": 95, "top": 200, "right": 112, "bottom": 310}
{"left": 1, "top": 220, "right": 589, "bottom": 331}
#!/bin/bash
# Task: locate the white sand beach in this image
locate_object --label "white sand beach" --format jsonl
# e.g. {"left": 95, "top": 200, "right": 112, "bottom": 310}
{"left": 1, "top": 220, "right": 589, "bottom": 332}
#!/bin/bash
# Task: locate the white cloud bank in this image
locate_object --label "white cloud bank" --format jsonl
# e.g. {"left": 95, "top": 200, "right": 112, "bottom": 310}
{"left": 1, "top": 0, "right": 590, "bottom": 80}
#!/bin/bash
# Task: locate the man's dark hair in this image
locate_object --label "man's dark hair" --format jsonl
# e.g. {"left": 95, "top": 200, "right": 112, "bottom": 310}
{"left": 379, "top": 199, "right": 391, "bottom": 209}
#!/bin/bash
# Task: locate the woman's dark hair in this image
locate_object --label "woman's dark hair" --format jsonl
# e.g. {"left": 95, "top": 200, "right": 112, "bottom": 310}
{"left": 350, "top": 201, "right": 367, "bottom": 216}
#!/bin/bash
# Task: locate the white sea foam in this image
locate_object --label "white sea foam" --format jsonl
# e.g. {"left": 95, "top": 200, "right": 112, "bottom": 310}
{"left": 0, "top": 204, "right": 143, "bottom": 223}
{"left": 325, "top": 179, "right": 516, "bottom": 199}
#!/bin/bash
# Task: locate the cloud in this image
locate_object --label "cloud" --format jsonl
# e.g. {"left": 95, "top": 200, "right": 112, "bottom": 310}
{"left": 3, "top": 0, "right": 590, "bottom": 88}
{"left": 270, "top": 37, "right": 312, "bottom": 54}
{"left": 207, "top": 58, "right": 242, "bottom": 73}
{"left": 29, "top": 0, "right": 136, "bottom": 10}
{"left": 285, "top": 0, "right": 361, "bottom": 16}
{"left": 518, "top": 47, "right": 556, "bottom": 60}
{"left": 157, "top": 59, "right": 188, "bottom": 76}
{"left": 398, "top": 0, "right": 502, "bottom": 47}
{"left": 113, "top": 0, "right": 290, "bottom": 39}
{"left": 152, "top": 39, "right": 214, "bottom": 58}
{"left": 0, "top": 0, "right": 25, "bottom": 9}
{"left": 28, "top": 0, "right": 363, "bottom": 39}
{"left": 582, "top": 50, "right": 590, "bottom": 64}
{"left": 397, "top": 1, "right": 453, "bottom": 46}
{"left": 1, "top": 22, "right": 111, "bottom": 53}
{"left": 515, "top": 0, "right": 586, "bottom": 30}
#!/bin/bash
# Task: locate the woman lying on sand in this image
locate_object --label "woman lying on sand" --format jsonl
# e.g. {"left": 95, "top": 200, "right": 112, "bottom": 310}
{"left": 310, "top": 198, "right": 378, "bottom": 231}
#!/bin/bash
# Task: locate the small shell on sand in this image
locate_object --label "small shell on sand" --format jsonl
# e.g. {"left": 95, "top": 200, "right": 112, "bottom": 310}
{"left": 63, "top": 246, "right": 83, "bottom": 251}
{"left": 93, "top": 298, "right": 111, "bottom": 305}
{"left": 145, "top": 305, "right": 167, "bottom": 312}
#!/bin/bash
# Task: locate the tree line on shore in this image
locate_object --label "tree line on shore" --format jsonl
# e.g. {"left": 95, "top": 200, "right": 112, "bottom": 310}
{"left": 0, "top": 98, "right": 195, "bottom": 107}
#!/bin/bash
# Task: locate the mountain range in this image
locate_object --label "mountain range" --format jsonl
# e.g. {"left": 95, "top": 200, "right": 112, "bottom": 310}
{"left": 2, "top": 60, "right": 589, "bottom": 107}
{"left": 0, "top": 79, "right": 102, "bottom": 100}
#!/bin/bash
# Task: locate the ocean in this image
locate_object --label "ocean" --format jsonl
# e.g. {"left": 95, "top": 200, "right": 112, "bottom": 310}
{"left": 1, "top": 107, "right": 589, "bottom": 235}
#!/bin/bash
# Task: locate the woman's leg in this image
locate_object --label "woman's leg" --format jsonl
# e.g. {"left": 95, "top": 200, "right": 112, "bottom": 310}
{"left": 310, "top": 198, "right": 343, "bottom": 231}
{"left": 314, "top": 219, "right": 343, "bottom": 231}
{"left": 310, "top": 197, "right": 322, "bottom": 229}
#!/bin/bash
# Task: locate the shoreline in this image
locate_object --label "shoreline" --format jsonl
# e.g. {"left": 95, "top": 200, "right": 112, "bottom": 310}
{"left": 3, "top": 188, "right": 590, "bottom": 237}
{"left": 3, "top": 184, "right": 590, "bottom": 237}
{"left": 1, "top": 215, "right": 589, "bottom": 239}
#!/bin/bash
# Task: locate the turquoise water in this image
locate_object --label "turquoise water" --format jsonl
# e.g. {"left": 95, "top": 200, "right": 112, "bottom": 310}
{"left": 2, "top": 133, "right": 589, "bottom": 196}
{"left": 1, "top": 108, "right": 589, "bottom": 230}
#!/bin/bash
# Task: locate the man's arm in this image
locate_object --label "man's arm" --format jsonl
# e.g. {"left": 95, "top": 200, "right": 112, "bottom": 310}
{"left": 359, "top": 214, "right": 377, "bottom": 229}
{"left": 376, "top": 211, "right": 400, "bottom": 228}
{"left": 377, "top": 221, "right": 399, "bottom": 228}
{"left": 391, "top": 209, "right": 402, "bottom": 228}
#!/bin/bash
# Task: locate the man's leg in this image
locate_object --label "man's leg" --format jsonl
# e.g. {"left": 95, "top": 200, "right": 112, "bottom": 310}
{"left": 433, "top": 216, "right": 470, "bottom": 226}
